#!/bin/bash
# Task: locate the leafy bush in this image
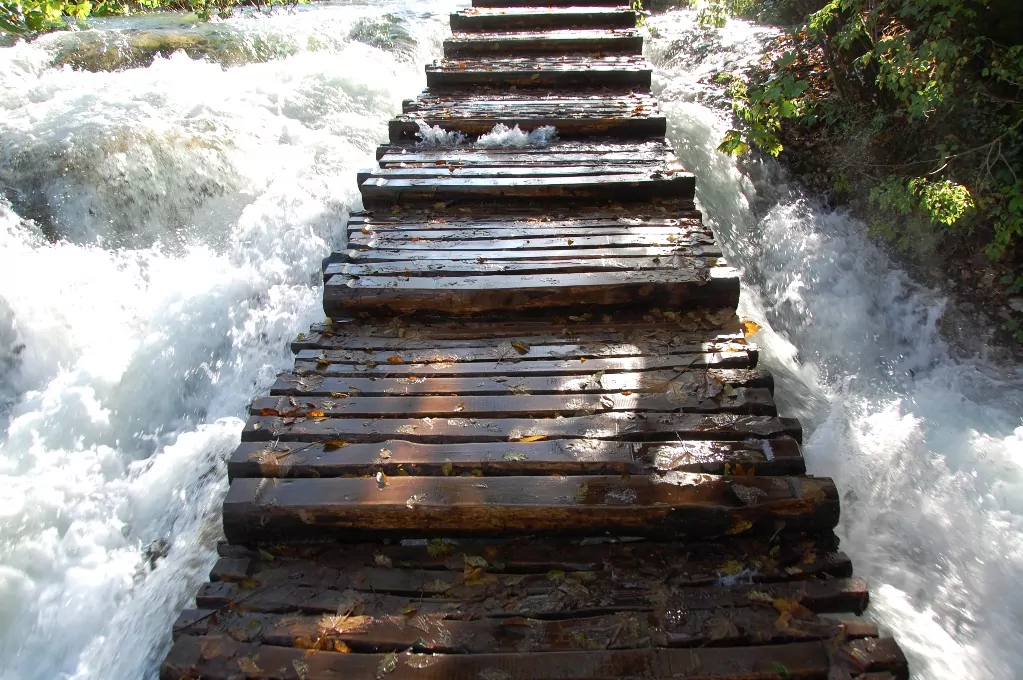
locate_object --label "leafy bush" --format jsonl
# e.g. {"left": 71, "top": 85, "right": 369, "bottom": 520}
{"left": 1, "top": 0, "right": 300, "bottom": 33}
{"left": 713, "top": 0, "right": 1023, "bottom": 299}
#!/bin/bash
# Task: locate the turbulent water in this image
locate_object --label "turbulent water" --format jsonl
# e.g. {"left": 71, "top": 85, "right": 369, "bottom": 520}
{"left": 647, "top": 11, "right": 1023, "bottom": 680}
{"left": 0, "top": 3, "right": 1020, "bottom": 679}
{"left": 0, "top": 3, "right": 455, "bottom": 677}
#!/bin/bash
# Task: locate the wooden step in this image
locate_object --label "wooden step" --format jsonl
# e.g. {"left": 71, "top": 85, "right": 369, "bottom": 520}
{"left": 230, "top": 436, "right": 804, "bottom": 479}
{"left": 222, "top": 472, "right": 837, "bottom": 543}
{"left": 426, "top": 56, "right": 651, "bottom": 89}
{"left": 473, "top": 0, "right": 628, "bottom": 6}
{"left": 377, "top": 139, "right": 675, "bottom": 166}
{"left": 444, "top": 29, "right": 644, "bottom": 58}
{"left": 391, "top": 91, "right": 665, "bottom": 141}
{"left": 451, "top": 7, "right": 638, "bottom": 33}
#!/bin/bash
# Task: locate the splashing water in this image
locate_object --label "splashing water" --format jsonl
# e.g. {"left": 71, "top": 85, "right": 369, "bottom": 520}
{"left": 0, "top": 2, "right": 456, "bottom": 678}
{"left": 648, "top": 11, "right": 1023, "bottom": 680}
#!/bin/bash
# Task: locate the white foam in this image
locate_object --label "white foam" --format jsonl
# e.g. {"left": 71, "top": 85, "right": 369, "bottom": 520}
{"left": 415, "top": 121, "right": 557, "bottom": 148}
{"left": 0, "top": 3, "right": 452, "bottom": 678}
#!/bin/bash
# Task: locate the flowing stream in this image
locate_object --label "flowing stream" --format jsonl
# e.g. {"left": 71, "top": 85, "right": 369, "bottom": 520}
{"left": 0, "top": 3, "right": 1019, "bottom": 679}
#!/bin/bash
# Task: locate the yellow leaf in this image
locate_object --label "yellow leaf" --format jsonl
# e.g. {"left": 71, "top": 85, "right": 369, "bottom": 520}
{"left": 379, "top": 448, "right": 392, "bottom": 460}
{"left": 441, "top": 459, "right": 453, "bottom": 476}
{"left": 511, "top": 340, "right": 530, "bottom": 355}
{"left": 308, "top": 410, "right": 326, "bottom": 418}
{"left": 239, "top": 578, "right": 260, "bottom": 590}
{"left": 330, "top": 392, "right": 348, "bottom": 399}
{"left": 719, "top": 559, "right": 744, "bottom": 575}
{"left": 726, "top": 519, "right": 753, "bottom": 535}
{"left": 513, "top": 435, "right": 545, "bottom": 443}
{"left": 333, "top": 640, "right": 351, "bottom": 653}
{"left": 323, "top": 440, "right": 346, "bottom": 451}
{"left": 386, "top": 355, "right": 404, "bottom": 365}
{"left": 741, "top": 319, "right": 762, "bottom": 337}
{"left": 258, "top": 408, "right": 279, "bottom": 416}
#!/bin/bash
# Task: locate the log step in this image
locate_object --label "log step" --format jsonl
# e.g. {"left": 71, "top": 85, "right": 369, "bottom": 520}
{"left": 229, "top": 436, "right": 804, "bottom": 479}
{"left": 451, "top": 7, "right": 638, "bottom": 33}
{"left": 473, "top": 0, "right": 629, "bottom": 6}
{"left": 222, "top": 473, "right": 838, "bottom": 543}
{"left": 426, "top": 56, "right": 651, "bottom": 89}
{"left": 395, "top": 90, "right": 663, "bottom": 142}
{"left": 377, "top": 139, "right": 674, "bottom": 166}
{"left": 444, "top": 29, "right": 644, "bottom": 58}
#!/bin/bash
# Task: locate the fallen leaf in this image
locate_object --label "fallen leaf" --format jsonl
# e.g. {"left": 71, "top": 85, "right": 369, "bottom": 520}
{"left": 378, "top": 651, "right": 398, "bottom": 676}
{"left": 441, "top": 459, "right": 453, "bottom": 476}
{"left": 511, "top": 340, "right": 530, "bottom": 355}
{"left": 742, "top": 319, "right": 762, "bottom": 337}
{"left": 323, "top": 440, "right": 346, "bottom": 451}
{"left": 503, "top": 452, "right": 529, "bottom": 461}
{"left": 386, "top": 355, "right": 405, "bottom": 365}
{"left": 406, "top": 494, "right": 426, "bottom": 509}
{"left": 237, "top": 656, "right": 262, "bottom": 674}
{"left": 464, "top": 555, "right": 488, "bottom": 568}
{"left": 375, "top": 553, "right": 393, "bottom": 568}
{"left": 379, "top": 448, "right": 393, "bottom": 459}
{"left": 258, "top": 408, "right": 279, "bottom": 416}
{"left": 292, "top": 659, "right": 309, "bottom": 680}
{"left": 330, "top": 392, "right": 349, "bottom": 399}
{"left": 513, "top": 435, "right": 545, "bottom": 443}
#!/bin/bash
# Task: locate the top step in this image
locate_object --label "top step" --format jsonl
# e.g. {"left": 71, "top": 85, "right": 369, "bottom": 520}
{"left": 474, "top": 0, "right": 627, "bottom": 6}
{"left": 451, "top": 7, "right": 638, "bottom": 33}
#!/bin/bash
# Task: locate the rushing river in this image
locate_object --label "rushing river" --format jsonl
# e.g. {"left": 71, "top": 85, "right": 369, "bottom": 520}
{"left": 0, "top": 3, "right": 1019, "bottom": 679}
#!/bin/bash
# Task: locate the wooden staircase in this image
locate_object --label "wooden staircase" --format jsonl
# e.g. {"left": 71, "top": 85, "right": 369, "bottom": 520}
{"left": 160, "top": 2, "right": 910, "bottom": 678}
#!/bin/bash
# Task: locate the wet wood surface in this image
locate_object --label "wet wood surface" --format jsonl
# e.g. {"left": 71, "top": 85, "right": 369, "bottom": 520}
{"left": 160, "top": 3, "right": 910, "bottom": 678}
{"left": 444, "top": 29, "right": 644, "bottom": 58}
{"left": 426, "top": 56, "right": 652, "bottom": 89}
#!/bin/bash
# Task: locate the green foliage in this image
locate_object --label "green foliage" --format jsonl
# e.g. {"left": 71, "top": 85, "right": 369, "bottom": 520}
{"left": 710, "top": 0, "right": 1023, "bottom": 301}
{"left": 719, "top": 51, "right": 809, "bottom": 157}
{"left": 871, "top": 177, "right": 976, "bottom": 226}
{"left": 1, "top": 0, "right": 303, "bottom": 34}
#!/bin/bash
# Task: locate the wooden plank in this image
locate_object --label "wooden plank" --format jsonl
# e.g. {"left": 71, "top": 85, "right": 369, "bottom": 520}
{"left": 444, "top": 30, "right": 644, "bottom": 58}
{"left": 450, "top": 7, "right": 638, "bottom": 33}
{"left": 222, "top": 472, "right": 836, "bottom": 543}
{"left": 229, "top": 436, "right": 804, "bottom": 479}
{"left": 248, "top": 387, "right": 776, "bottom": 420}
{"left": 425, "top": 57, "right": 651, "bottom": 89}
{"left": 163, "top": 636, "right": 904, "bottom": 679}
{"left": 325, "top": 268, "right": 739, "bottom": 316}
{"left": 346, "top": 223, "right": 708, "bottom": 243}
{"left": 270, "top": 367, "right": 773, "bottom": 397}
{"left": 359, "top": 172, "right": 694, "bottom": 206}
{"left": 359, "top": 164, "right": 680, "bottom": 181}
{"left": 195, "top": 564, "right": 865, "bottom": 619}
{"left": 239, "top": 412, "right": 801, "bottom": 445}
{"left": 227, "top": 533, "right": 851, "bottom": 583}
{"left": 293, "top": 337, "right": 747, "bottom": 363}
{"left": 345, "top": 245, "right": 723, "bottom": 262}
{"left": 292, "top": 351, "right": 756, "bottom": 379}
{"left": 389, "top": 114, "right": 667, "bottom": 142}
{"left": 345, "top": 233, "right": 711, "bottom": 251}
{"left": 291, "top": 323, "right": 745, "bottom": 351}
{"left": 328, "top": 257, "right": 716, "bottom": 280}
{"left": 172, "top": 604, "right": 873, "bottom": 655}
{"left": 378, "top": 140, "right": 670, "bottom": 166}
{"left": 474, "top": 0, "right": 628, "bottom": 6}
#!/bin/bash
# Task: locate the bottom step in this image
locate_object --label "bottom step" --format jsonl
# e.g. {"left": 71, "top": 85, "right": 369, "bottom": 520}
{"left": 164, "top": 536, "right": 908, "bottom": 679}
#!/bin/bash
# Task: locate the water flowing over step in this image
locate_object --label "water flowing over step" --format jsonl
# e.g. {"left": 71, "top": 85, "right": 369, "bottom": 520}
{"left": 159, "top": 3, "right": 910, "bottom": 679}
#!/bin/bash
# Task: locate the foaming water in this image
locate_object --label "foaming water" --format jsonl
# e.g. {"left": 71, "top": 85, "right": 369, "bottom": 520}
{"left": 649, "top": 11, "right": 1023, "bottom": 679}
{"left": 0, "top": 2, "right": 454, "bottom": 678}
